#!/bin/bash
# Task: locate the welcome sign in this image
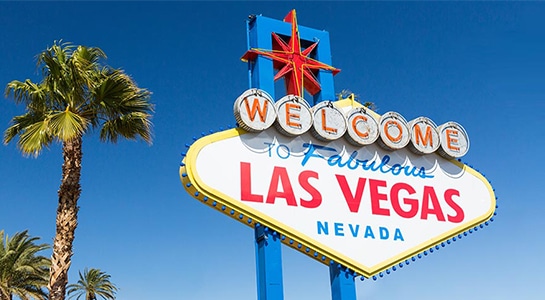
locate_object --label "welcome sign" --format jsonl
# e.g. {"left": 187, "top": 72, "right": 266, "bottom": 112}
{"left": 181, "top": 90, "right": 495, "bottom": 277}
{"left": 180, "top": 10, "right": 495, "bottom": 279}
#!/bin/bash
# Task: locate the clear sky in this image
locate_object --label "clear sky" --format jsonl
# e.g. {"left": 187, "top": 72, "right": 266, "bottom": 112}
{"left": 1, "top": 1, "right": 544, "bottom": 299}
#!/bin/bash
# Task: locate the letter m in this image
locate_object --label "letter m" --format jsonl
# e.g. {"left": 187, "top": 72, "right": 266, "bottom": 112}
{"left": 415, "top": 124, "right": 433, "bottom": 147}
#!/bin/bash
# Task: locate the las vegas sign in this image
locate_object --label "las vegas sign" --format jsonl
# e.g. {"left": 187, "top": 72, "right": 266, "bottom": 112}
{"left": 180, "top": 88, "right": 496, "bottom": 278}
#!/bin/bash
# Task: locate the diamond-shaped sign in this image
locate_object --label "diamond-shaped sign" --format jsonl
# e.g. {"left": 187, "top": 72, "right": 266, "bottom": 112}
{"left": 180, "top": 99, "right": 496, "bottom": 277}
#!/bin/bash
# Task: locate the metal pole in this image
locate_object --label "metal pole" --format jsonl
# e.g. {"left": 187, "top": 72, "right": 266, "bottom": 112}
{"left": 255, "top": 225, "right": 284, "bottom": 300}
{"left": 329, "top": 264, "right": 357, "bottom": 300}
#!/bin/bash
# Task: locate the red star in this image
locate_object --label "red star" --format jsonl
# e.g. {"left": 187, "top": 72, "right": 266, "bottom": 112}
{"left": 242, "top": 10, "right": 340, "bottom": 97}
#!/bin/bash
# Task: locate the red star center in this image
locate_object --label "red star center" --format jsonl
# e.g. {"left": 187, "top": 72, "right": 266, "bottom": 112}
{"left": 242, "top": 10, "right": 340, "bottom": 97}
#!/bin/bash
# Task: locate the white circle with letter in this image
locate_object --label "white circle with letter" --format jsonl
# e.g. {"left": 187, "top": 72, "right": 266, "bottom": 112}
{"left": 378, "top": 111, "right": 410, "bottom": 150}
{"left": 234, "top": 89, "right": 276, "bottom": 132}
{"left": 311, "top": 101, "right": 347, "bottom": 141}
{"left": 275, "top": 95, "right": 313, "bottom": 136}
{"left": 438, "top": 122, "right": 470, "bottom": 159}
{"left": 408, "top": 117, "right": 440, "bottom": 154}
{"left": 345, "top": 107, "right": 379, "bottom": 146}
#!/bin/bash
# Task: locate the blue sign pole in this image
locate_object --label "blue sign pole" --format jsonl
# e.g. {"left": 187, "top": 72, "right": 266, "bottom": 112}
{"left": 246, "top": 16, "right": 285, "bottom": 300}
{"left": 330, "top": 264, "right": 357, "bottom": 300}
{"left": 255, "top": 225, "right": 284, "bottom": 300}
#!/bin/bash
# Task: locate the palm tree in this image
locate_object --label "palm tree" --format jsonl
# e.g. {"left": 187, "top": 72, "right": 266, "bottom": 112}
{"left": 4, "top": 41, "right": 153, "bottom": 300}
{"left": 67, "top": 268, "right": 118, "bottom": 300}
{"left": 0, "top": 230, "right": 50, "bottom": 300}
{"left": 336, "top": 89, "right": 377, "bottom": 110}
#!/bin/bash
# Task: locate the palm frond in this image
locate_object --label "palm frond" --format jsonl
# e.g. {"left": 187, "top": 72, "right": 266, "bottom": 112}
{"left": 5, "top": 80, "right": 48, "bottom": 109}
{"left": 91, "top": 69, "right": 153, "bottom": 118}
{"left": 0, "top": 230, "right": 50, "bottom": 300}
{"left": 100, "top": 111, "right": 153, "bottom": 144}
{"left": 49, "top": 109, "right": 89, "bottom": 141}
{"left": 72, "top": 46, "right": 106, "bottom": 70}
{"left": 67, "top": 268, "right": 117, "bottom": 300}
{"left": 17, "top": 118, "right": 54, "bottom": 157}
{"left": 37, "top": 41, "right": 74, "bottom": 77}
{"left": 4, "top": 112, "right": 45, "bottom": 145}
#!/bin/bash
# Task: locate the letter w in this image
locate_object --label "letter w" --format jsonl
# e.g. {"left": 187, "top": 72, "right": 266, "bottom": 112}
{"left": 244, "top": 97, "right": 268, "bottom": 123}
{"left": 336, "top": 175, "right": 367, "bottom": 213}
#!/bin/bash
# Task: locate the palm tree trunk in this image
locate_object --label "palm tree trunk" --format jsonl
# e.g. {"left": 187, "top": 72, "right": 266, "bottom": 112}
{"left": 48, "top": 137, "right": 83, "bottom": 300}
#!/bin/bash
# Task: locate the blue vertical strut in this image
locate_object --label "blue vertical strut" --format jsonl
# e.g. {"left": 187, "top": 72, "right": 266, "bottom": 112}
{"left": 330, "top": 264, "right": 357, "bottom": 300}
{"left": 255, "top": 225, "right": 284, "bottom": 300}
{"left": 246, "top": 12, "right": 356, "bottom": 300}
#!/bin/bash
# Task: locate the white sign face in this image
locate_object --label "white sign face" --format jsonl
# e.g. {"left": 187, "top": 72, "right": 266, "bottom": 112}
{"left": 181, "top": 103, "right": 495, "bottom": 277}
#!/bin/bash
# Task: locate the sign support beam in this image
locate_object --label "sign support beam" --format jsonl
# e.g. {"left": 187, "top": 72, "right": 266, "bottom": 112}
{"left": 255, "top": 225, "right": 284, "bottom": 300}
{"left": 329, "top": 264, "right": 357, "bottom": 300}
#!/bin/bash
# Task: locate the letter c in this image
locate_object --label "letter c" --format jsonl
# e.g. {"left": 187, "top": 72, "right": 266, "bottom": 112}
{"left": 352, "top": 115, "right": 369, "bottom": 138}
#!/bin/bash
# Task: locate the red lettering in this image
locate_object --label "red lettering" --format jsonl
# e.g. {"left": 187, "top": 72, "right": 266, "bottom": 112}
{"left": 336, "top": 175, "right": 367, "bottom": 213}
{"left": 370, "top": 179, "right": 390, "bottom": 216}
{"left": 445, "top": 189, "right": 464, "bottom": 223}
{"left": 243, "top": 163, "right": 462, "bottom": 224}
{"left": 299, "top": 171, "right": 321, "bottom": 208}
{"left": 421, "top": 186, "right": 446, "bottom": 221}
{"left": 266, "top": 166, "right": 297, "bottom": 206}
{"left": 240, "top": 162, "right": 263, "bottom": 203}
{"left": 390, "top": 182, "right": 418, "bottom": 218}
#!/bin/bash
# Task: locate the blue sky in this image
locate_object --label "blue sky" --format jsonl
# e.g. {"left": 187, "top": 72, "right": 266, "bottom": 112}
{"left": 1, "top": 1, "right": 544, "bottom": 299}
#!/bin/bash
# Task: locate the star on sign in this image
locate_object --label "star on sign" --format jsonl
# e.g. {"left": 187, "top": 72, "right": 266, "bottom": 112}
{"left": 242, "top": 10, "right": 340, "bottom": 97}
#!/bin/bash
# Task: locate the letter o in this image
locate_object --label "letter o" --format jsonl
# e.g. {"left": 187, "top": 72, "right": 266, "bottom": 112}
{"left": 378, "top": 112, "right": 410, "bottom": 150}
{"left": 276, "top": 144, "right": 291, "bottom": 159}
